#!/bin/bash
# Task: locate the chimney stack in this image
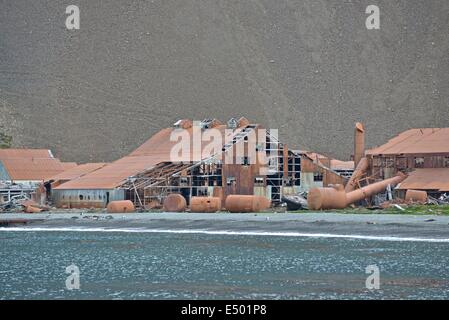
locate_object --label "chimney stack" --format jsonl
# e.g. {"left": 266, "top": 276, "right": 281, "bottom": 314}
{"left": 354, "top": 122, "right": 365, "bottom": 167}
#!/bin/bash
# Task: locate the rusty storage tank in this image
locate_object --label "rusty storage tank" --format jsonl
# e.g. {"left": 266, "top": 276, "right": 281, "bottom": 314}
{"left": 163, "top": 194, "right": 187, "bottom": 212}
{"left": 307, "top": 184, "right": 348, "bottom": 210}
{"left": 107, "top": 200, "right": 135, "bottom": 213}
{"left": 225, "top": 195, "right": 271, "bottom": 213}
{"left": 190, "top": 197, "right": 221, "bottom": 213}
{"left": 405, "top": 190, "right": 428, "bottom": 203}
{"left": 25, "top": 205, "right": 43, "bottom": 213}
{"left": 308, "top": 173, "right": 406, "bottom": 210}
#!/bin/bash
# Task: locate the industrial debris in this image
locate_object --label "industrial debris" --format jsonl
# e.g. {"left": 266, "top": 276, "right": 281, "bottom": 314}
{"left": 281, "top": 193, "right": 308, "bottom": 210}
{"left": 0, "top": 120, "right": 448, "bottom": 214}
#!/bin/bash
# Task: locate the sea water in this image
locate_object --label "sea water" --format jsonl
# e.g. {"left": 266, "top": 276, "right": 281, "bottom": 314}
{"left": 1, "top": 227, "right": 449, "bottom": 299}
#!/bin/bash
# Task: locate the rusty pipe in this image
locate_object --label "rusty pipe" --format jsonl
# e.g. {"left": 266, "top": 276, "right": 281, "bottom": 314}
{"left": 345, "top": 157, "right": 369, "bottom": 192}
{"left": 354, "top": 122, "right": 365, "bottom": 168}
{"left": 345, "top": 172, "right": 406, "bottom": 204}
{"left": 308, "top": 172, "right": 407, "bottom": 210}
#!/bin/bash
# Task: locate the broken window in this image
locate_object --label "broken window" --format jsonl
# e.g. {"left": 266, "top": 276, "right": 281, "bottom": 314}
{"left": 226, "top": 177, "right": 236, "bottom": 186}
{"left": 254, "top": 177, "right": 264, "bottom": 186}
{"left": 241, "top": 156, "right": 250, "bottom": 165}
{"left": 255, "top": 143, "right": 264, "bottom": 152}
{"left": 414, "top": 157, "right": 425, "bottom": 168}
{"left": 442, "top": 157, "right": 449, "bottom": 167}
{"left": 313, "top": 172, "right": 323, "bottom": 181}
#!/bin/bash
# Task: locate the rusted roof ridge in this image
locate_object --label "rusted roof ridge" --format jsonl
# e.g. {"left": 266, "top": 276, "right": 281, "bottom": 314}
{"left": 389, "top": 128, "right": 441, "bottom": 154}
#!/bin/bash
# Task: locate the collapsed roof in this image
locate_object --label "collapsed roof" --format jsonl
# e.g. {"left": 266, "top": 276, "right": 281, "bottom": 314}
{"left": 54, "top": 122, "right": 252, "bottom": 190}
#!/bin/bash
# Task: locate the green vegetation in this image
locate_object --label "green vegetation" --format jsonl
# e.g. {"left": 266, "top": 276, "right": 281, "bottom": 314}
{"left": 0, "top": 131, "right": 12, "bottom": 149}
{"left": 315, "top": 205, "right": 449, "bottom": 215}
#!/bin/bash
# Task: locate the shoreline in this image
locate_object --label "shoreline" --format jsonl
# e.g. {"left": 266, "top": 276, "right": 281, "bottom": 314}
{"left": 2, "top": 211, "right": 449, "bottom": 240}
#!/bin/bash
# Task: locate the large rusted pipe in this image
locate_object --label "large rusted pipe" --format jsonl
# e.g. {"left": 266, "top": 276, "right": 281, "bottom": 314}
{"left": 308, "top": 172, "right": 407, "bottom": 210}
{"left": 345, "top": 157, "right": 369, "bottom": 192}
{"left": 190, "top": 197, "right": 221, "bottom": 213}
{"left": 354, "top": 122, "right": 365, "bottom": 168}
{"left": 163, "top": 194, "right": 187, "bottom": 212}
{"left": 225, "top": 195, "right": 271, "bottom": 213}
{"left": 345, "top": 172, "right": 406, "bottom": 205}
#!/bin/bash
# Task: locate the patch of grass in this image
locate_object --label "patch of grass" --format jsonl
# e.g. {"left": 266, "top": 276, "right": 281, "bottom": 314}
{"left": 288, "top": 205, "right": 449, "bottom": 215}
{"left": 0, "top": 131, "right": 12, "bottom": 149}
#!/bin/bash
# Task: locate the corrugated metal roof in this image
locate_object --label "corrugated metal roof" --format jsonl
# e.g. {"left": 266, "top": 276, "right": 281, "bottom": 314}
{"left": 0, "top": 148, "right": 54, "bottom": 159}
{"left": 48, "top": 163, "right": 106, "bottom": 181}
{"left": 367, "top": 128, "right": 449, "bottom": 155}
{"left": 329, "top": 159, "right": 354, "bottom": 171}
{"left": 301, "top": 151, "right": 354, "bottom": 171}
{"left": 1, "top": 158, "right": 77, "bottom": 181}
{"left": 397, "top": 168, "right": 449, "bottom": 191}
{"left": 55, "top": 125, "right": 235, "bottom": 190}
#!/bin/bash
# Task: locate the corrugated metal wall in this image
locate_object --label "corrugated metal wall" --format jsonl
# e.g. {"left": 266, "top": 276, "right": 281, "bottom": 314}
{"left": 52, "top": 189, "right": 125, "bottom": 208}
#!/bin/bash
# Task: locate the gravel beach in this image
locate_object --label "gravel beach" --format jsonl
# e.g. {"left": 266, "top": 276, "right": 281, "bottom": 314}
{"left": 2, "top": 211, "right": 449, "bottom": 240}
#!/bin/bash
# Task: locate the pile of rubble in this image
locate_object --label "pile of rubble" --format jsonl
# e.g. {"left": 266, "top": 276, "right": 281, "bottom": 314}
{"left": 0, "top": 195, "right": 49, "bottom": 213}
{"left": 428, "top": 193, "right": 449, "bottom": 206}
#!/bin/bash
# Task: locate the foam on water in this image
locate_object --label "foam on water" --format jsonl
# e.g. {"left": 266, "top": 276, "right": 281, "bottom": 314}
{"left": 1, "top": 226, "right": 449, "bottom": 243}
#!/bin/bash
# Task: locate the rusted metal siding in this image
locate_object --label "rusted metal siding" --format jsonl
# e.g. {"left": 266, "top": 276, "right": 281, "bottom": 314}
{"left": 369, "top": 154, "right": 449, "bottom": 179}
{"left": 300, "top": 157, "right": 346, "bottom": 190}
{"left": 52, "top": 189, "right": 124, "bottom": 208}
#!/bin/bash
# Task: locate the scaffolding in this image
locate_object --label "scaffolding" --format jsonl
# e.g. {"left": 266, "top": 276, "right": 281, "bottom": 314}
{"left": 120, "top": 123, "right": 303, "bottom": 208}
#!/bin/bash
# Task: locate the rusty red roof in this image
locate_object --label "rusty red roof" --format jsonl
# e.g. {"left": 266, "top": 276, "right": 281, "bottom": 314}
{"left": 301, "top": 151, "right": 354, "bottom": 171}
{"left": 0, "top": 148, "right": 54, "bottom": 159}
{"left": 0, "top": 148, "right": 77, "bottom": 181}
{"left": 367, "top": 128, "right": 449, "bottom": 155}
{"left": 54, "top": 125, "right": 237, "bottom": 190}
{"left": 47, "top": 163, "right": 107, "bottom": 182}
{"left": 1, "top": 158, "right": 77, "bottom": 181}
{"left": 397, "top": 168, "right": 449, "bottom": 192}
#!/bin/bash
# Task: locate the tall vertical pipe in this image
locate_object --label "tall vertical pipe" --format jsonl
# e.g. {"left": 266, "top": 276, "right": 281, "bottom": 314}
{"left": 354, "top": 122, "right": 365, "bottom": 168}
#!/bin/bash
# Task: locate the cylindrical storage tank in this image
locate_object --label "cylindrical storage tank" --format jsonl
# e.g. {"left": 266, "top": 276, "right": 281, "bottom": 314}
{"left": 307, "top": 185, "right": 347, "bottom": 210}
{"left": 225, "top": 195, "right": 271, "bottom": 213}
{"left": 25, "top": 206, "right": 43, "bottom": 213}
{"left": 405, "top": 189, "right": 428, "bottom": 203}
{"left": 190, "top": 197, "right": 221, "bottom": 213}
{"left": 163, "top": 194, "right": 187, "bottom": 212}
{"left": 107, "top": 200, "right": 135, "bottom": 213}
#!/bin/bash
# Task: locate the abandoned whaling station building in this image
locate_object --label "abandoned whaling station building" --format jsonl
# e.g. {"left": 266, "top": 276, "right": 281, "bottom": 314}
{"left": 0, "top": 149, "right": 77, "bottom": 202}
{"left": 366, "top": 128, "right": 449, "bottom": 197}
{"left": 49, "top": 118, "right": 353, "bottom": 209}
